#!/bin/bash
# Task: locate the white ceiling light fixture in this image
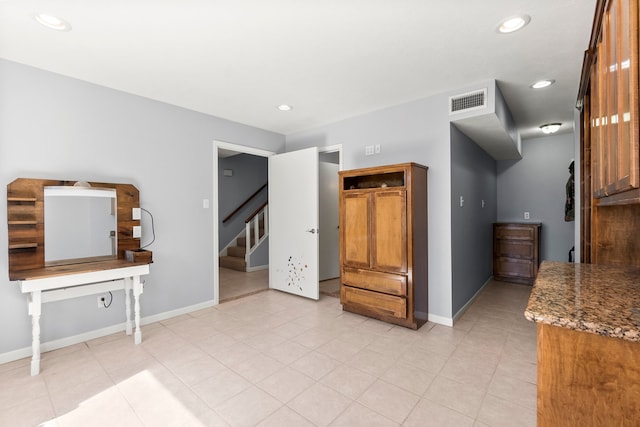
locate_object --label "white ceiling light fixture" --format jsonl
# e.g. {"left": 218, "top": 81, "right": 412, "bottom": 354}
{"left": 540, "top": 123, "right": 561, "bottom": 134}
{"left": 277, "top": 104, "right": 293, "bottom": 111}
{"left": 34, "top": 13, "right": 72, "bottom": 31}
{"left": 530, "top": 79, "right": 555, "bottom": 89}
{"left": 497, "top": 14, "right": 531, "bottom": 34}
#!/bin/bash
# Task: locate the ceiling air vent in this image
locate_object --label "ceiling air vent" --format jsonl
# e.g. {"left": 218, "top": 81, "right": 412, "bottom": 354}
{"left": 449, "top": 88, "right": 488, "bottom": 114}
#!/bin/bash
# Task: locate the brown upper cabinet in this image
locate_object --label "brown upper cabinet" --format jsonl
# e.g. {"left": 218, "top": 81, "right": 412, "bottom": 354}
{"left": 579, "top": 0, "right": 640, "bottom": 266}
{"left": 585, "top": 0, "right": 640, "bottom": 203}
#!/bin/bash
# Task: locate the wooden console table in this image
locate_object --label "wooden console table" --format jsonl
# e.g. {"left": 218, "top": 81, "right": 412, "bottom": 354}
{"left": 15, "top": 260, "right": 150, "bottom": 375}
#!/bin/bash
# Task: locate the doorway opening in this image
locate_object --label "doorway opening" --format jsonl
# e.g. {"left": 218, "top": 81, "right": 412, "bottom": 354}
{"left": 213, "top": 141, "right": 342, "bottom": 304}
{"left": 213, "top": 141, "right": 274, "bottom": 304}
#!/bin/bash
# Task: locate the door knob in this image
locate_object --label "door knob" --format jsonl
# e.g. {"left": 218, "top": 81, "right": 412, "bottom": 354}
{"left": 306, "top": 228, "right": 318, "bottom": 234}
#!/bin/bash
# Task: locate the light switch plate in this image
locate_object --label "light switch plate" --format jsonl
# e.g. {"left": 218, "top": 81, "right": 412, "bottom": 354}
{"left": 133, "top": 226, "right": 142, "bottom": 238}
{"left": 132, "top": 207, "right": 141, "bottom": 220}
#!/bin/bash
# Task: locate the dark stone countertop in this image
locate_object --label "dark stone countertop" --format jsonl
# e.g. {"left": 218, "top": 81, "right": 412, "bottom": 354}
{"left": 525, "top": 261, "right": 640, "bottom": 342}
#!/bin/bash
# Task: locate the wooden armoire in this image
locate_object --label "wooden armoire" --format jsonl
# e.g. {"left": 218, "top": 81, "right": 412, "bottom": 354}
{"left": 338, "top": 163, "right": 428, "bottom": 329}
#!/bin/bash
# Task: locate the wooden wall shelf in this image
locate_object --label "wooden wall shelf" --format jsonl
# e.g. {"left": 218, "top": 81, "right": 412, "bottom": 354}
{"left": 8, "top": 197, "right": 37, "bottom": 202}
{"left": 9, "top": 243, "right": 38, "bottom": 250}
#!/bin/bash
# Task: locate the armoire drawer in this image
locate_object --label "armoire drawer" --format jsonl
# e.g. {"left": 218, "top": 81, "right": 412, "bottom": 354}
{"left": 341, "top": 285, "right": 407, "bottom": 319}
{"left": 342, "top": 267, "right": 407, "bottom": 296}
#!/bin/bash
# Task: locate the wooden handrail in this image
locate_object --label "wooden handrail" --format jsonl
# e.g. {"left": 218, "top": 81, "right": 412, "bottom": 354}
{"left": 245, "top": 202, "right": 268, "bottom": 223}
{"left": 222, "top": 183, "right": 267, "bottom": 223}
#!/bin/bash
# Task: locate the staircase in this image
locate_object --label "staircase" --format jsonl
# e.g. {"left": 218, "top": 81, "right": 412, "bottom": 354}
{"left": 219, "top": 235, "right": 250, "bottom": 271}
{"left": 219, "top": 209, "right": 267, "bottom": 272}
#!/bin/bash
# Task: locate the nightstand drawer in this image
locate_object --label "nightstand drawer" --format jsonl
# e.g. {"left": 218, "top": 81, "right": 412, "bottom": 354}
{"left": 342, "top": 267, "right": 407, "bottom": 296}
{"left": 495, "top": 241, "right": 534, "bottom": 259}
{"left": 341, "top": 285, "right": 407, "bottom": 319}
{"left": 495, "top": 257, "right": 535, "bottom": 279}
{"left": 495, "top": 224, "right": 536, "bottom": 240}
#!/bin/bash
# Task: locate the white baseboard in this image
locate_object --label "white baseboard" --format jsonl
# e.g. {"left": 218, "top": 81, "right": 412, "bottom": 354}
{"left": 246, "top": 264, "right": 268, "bottom": 272}
{"left": 452, "top": 276, "right": 492, "bottom": 323}
{"left": 427, "top": 313, "right": 454, "bottom": 327}
{"left": 0, "top": 299, "right": 217, "bottom": 366}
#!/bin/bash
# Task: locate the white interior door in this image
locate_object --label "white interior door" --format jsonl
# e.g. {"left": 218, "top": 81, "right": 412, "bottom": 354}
{"left": 268, "top": 147, "right": 319, "bottom": 299}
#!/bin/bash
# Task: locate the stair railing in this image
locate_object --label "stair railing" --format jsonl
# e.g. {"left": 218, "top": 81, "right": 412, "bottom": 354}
{"left": 222, "top": 183, "right": 267, "bottom": 223}
{"left": 244, "top": 202, "right": 268, "bottom": 263}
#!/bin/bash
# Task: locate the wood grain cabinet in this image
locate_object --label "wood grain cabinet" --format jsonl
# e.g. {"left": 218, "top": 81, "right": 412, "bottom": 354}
{"left": 339, "top": 163, "right": 428, "bottom": 329}
{"left": 493, "top": 223, "right": 541, "bottom": 285}
{"left": 579, "top": 0, "right": 640, "bottom": 265}
{"left": 589, "top": 0, "right": 640, "bottom": 202}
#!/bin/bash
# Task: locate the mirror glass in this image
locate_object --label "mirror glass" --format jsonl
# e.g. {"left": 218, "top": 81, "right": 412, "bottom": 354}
{"left": 44, "top": 186, "right": 117, "bottom": 265}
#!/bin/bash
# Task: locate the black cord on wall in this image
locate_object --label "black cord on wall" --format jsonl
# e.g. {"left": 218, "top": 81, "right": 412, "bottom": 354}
{"left": 103, "top": 291, "right": 113, "bottom": 308}
{"left": 140, "top": 208, "right": 156, "bottom": 248}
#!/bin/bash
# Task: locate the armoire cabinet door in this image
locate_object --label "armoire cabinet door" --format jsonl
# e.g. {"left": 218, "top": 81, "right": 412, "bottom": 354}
{"left": 372, "top": 190, "right": 407, "bottom": 273}
{"left": 341, "top": 192, "right": 371, "bottom": 268}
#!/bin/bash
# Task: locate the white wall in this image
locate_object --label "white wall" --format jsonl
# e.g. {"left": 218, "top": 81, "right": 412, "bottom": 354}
{"left": 497, "top": 133, "right": 575, "bottom": 262}
{"left": 0, "top": 59, "right": 285, "bottom": 356}
{"left": 286, "top": 95, "right": 454, "bottom": 322}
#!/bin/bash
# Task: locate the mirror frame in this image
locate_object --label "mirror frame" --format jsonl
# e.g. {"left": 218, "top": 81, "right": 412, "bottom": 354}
{"left": 7, "top": 178, "right": 141, "bottom": 280}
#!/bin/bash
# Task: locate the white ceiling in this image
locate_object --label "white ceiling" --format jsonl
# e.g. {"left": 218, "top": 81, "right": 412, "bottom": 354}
{"left": 0, "top": 0, "right": 596, "bottom": 139}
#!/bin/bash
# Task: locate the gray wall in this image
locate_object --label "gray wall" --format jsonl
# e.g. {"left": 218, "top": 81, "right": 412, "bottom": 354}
{"left": 218, "top": 153, "right": 268, "bottom": 251}
{"left": 450, "top": 125, "right": 497, "bottom": 316}
{"left": 497, "top": 133, "right": 575, "bottom": 262}
{"left": 286, "top": 95, "right": 455, "bottom": 321}
{"left": 0, "top": 59, "right": 285, "bottom": 356}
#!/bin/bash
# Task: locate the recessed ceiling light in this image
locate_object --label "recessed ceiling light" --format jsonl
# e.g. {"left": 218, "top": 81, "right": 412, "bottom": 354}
{"left": 277, "top": 104, "right": 293, "bottom": 111}
{"left": 497, "top": 15, "right": 531, "bottom": 34}
{"left": 530, "top": 79, "right": 555, "bottom": 89}
{"left": 34, "top": 13, "right": 72, "bottom": 31}
{"left": 540, "top": 123, "right": 561, "bottom": 134}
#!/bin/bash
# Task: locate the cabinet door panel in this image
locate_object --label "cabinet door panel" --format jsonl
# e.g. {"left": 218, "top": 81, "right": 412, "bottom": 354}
{"left": 372, "top": 190, "right": 407, "bottom": 273}
{"left": 615, "top": 0, "right": 640, "bottom": 191}
{"left": 342, "top": 193, "right": 370, "bottom": 268}
{"left": 606, "top": 0, "right": 619, "bottom": 196}
{"left": 591, "top": 0, "right": 640, "bottom": 199}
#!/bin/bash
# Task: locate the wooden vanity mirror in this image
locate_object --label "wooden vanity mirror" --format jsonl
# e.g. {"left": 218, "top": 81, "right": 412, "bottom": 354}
{"left": 7, "top": 178, "right": 142, "bottom": 280}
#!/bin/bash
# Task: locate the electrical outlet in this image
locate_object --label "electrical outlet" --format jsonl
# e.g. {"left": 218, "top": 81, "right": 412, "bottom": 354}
{"left": 524, "top": 211, "right": 530, "bottom": 220}
{"left": 97, "top": 295, "right": 106, "bottom": 308}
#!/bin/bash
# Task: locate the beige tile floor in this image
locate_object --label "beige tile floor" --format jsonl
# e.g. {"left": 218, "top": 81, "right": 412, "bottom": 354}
{"left": 0, "top": 279, "right": 536, "bottom": 427}
{"left": 219, "top": 268, "right": 270, "bottom": 302}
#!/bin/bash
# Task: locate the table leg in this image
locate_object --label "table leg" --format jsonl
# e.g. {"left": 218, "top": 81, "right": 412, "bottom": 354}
{"left": 28, "top": 291, "right": 42, "bottom": 376}
{"left": 132, "top": 276, "right": 144, "bottom": 344}
{"left": 124, "top": 277, "right": 132, "bottom": 336}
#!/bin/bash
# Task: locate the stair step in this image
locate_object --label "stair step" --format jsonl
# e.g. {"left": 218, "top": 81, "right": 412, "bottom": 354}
{"left": 227, "top": 246, "right": 245, "bottom": 258}
{"left": 219, "top": 256, "right": 246, "bottom": 272}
